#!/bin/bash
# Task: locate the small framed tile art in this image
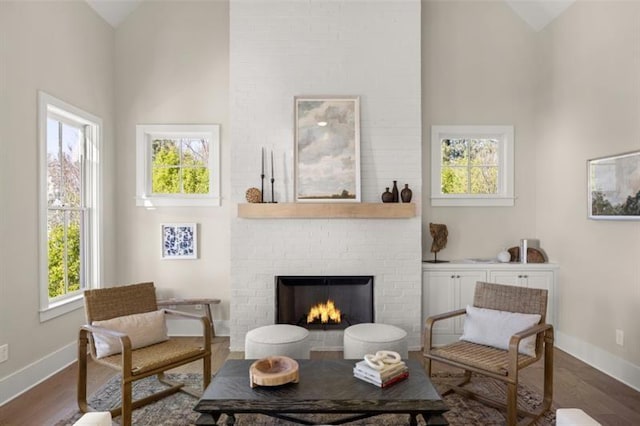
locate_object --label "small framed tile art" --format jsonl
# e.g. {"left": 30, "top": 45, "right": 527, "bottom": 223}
{"left": 161, "top": 223, "right": 198, "bottom": 259}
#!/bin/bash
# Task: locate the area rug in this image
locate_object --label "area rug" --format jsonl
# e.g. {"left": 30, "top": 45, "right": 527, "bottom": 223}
{"left": 57, "top": 373, "right": 555, "bottom": 425}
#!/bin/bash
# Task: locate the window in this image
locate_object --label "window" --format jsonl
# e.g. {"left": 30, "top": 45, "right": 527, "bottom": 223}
{"left": 136, "top": 124, "right": 220, "bottom": 207}
{"left": 431, "top": 125, "right": 514, "bottom": 206}
{"left": 38, "top": 92, "right": 102, "bottom": 321}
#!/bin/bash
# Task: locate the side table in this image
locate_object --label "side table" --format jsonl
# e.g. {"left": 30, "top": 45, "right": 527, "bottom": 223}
{"left": 157, "top": 298, "right": 220, "bottom": 337}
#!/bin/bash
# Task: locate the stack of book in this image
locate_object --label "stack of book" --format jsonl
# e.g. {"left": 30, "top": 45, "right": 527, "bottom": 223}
{"left": 353, "top": 359, "right": 409, "bottom": 388}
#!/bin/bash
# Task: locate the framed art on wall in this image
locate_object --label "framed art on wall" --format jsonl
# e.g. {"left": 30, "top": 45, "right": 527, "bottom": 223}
{"left": 588, "top": 150, "right": 640, "bottom": 220}
{"left": 161, "top": 223, "right": 198, "bottom": 259}
{"left": 294, "top": 96, "right": 361, "bottom": 202}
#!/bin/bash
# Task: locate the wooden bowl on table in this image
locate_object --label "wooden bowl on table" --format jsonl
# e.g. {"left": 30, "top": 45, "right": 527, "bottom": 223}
{"left": 249, "top": 356, "right": 299, "bottom": 388}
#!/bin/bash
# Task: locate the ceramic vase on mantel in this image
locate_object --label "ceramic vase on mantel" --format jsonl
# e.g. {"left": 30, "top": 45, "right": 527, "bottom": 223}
{"left": 381, "top": 187, "right": 394, "bottom": 203}
{"left": 400, "top": 184, "right": 412, "bottom": 203}
{"left": 391, "top": 181, "right": 399, "bottom": 202}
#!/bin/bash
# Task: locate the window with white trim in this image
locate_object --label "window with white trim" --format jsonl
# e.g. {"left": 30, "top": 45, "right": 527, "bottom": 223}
{"left": 431, "top": 125, "right": 514, "bottom": 206}
{"left": 38, "top": 92, "right": 102, "bottom": 321}
{"left": 136, "top": 124, "right": 220, "bottom": 207}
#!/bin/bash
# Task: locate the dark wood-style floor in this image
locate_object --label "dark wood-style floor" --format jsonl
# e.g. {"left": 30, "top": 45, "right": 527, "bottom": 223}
{"left": 1, "top": 337, "right": 639, "bottom": 425}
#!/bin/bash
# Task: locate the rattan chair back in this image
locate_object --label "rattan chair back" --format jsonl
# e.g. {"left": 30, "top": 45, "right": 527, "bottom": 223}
{"left": 473, "top": 281, "right": 547, "bottom": 322}
{"left": 84, "top": 282, "right": 158, "bottom": 323}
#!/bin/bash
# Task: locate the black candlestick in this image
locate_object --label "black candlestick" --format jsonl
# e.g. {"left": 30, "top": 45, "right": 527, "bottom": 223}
{"left": 270, "top": 150, "right": 277, "bottom": 203}
{"left": 260, "top": 147, "right": 265, "bottom": 203}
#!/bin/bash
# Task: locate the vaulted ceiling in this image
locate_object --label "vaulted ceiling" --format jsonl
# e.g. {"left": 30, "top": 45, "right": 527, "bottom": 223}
{"left": 85, "top": 0, "right": 575, "bottom": 32}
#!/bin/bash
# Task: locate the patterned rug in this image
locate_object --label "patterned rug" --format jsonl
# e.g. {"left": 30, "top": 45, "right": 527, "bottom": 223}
{"left": 57, "top": 372, "right": 555, "bottom": 425}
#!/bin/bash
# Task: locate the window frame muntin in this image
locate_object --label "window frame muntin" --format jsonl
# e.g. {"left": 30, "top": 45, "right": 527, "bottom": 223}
{"left": 136, "top": 124, "right": 221, "bottom": 207}
{"left": 431, "top": 125, "right": 514, "bottom": 207}
{"left": 38, "top": 91, "right": 102, "bottom": 322}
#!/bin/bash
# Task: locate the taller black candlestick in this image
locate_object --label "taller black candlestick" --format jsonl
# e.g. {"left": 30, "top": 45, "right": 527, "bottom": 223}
{"left": 270, "top": 150, "right": 276, "bottom": 203}
{"left": 260, "top": 147, "right": 265, "bottom": 203}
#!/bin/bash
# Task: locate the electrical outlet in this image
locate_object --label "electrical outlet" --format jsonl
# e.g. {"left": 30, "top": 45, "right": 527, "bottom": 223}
{"left": 0, "top": 344, "right": 8, "bottom": 363}
{"left": 195, "top": 304, "right": 203, "bottom": 311}
{"left": 616, "top": 329, "right": 624, "bottom": 346}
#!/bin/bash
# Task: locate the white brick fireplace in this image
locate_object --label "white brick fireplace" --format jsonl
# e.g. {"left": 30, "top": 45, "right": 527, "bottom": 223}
{"left": 229, "top": 0, "right": 422, "bottom": 351}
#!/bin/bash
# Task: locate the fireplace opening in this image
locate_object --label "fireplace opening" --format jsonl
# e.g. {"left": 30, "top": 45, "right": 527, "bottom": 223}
{"left": 276, "top": 276, "right": 374, "bottom": 330}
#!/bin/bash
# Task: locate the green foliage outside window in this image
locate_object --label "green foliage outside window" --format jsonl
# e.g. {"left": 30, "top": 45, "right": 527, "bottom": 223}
{"left": 48, "top": 221, "right": 80, "bottom": 298}
{"left": 441, "top": 138, "right": 498, "bottom": 194}
{"left": 152, "top": 139, "right": 209, "bottom": 194}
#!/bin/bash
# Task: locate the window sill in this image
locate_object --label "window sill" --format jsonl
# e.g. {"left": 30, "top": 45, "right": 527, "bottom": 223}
{"left": 431, "top": 196, "right": 515, "bottom": 207}
{"left": 136, "top": 196, "right": 221, "bottom": 208}
{"left": 39, "top": 294, "right": 84, "bottom": 322}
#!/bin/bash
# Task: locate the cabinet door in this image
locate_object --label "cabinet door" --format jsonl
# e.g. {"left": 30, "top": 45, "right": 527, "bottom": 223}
{"left": 455, "top": 271, "right": 488, "bottom": 334}
{"left": 488, "top": 270, "right": 524, "bottom": 287}
{"left": 422, "top": 270, "right": 456, "bottom": 336}
{"left": 520, "top": 271, "right": 552, "bottom": 292}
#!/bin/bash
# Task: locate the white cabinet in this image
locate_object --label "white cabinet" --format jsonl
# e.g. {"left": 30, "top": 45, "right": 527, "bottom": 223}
{"left": 422, "top": 262, "right": 558, "bottom": 346}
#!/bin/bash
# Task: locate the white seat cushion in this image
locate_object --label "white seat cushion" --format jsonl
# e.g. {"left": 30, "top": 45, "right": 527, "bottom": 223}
{"left": 245, "top": 324, "right": 310, "bottom": 359}
{"left": 343, "top": 323, "right": 408, "bottom": 359}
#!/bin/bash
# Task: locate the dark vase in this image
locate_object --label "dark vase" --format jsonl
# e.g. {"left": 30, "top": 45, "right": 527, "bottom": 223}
{"left": 401, "top": 184, "right": 412, "bottom": 203}
{"left": 391, "top": 181, "right": 399, "bottom": 202}
{"left": 381, "top": 187, "right": 393, "bottom": 203}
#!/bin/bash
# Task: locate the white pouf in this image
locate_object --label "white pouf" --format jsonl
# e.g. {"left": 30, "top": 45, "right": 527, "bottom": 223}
{"left": 72, "top": 412, "right": 112, "bottom": 426}
{"left": 556, "top": 409, "right": 601, "bottom": 426}
{"left": 245, "top": 324, "right": 310, "bottom": 359}
{"left": 343, "top": 323, "right": 408, "bottom": 359}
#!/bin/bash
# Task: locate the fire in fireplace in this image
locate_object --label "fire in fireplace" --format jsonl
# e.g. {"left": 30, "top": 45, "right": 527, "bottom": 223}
{"left": 276, "top": 276, "right": 374, "bottom": 330}
{"left": 306, "top": 299, "right": 341, "bottom": 324}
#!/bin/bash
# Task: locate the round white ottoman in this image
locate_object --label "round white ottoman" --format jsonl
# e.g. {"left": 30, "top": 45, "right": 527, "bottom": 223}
{"left": 245, "top": 324, "right": 310, "bottom": 359}
{"left": 343, "top": 323, "right": 408, "bottom": 359}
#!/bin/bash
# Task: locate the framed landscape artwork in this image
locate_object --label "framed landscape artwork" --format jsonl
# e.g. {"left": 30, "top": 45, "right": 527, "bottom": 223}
{"left": 588, "top": 150, "right": 640, "bottom": 220}
{"left": 161, "top": 223, "right": 198, "bottom": 259}
{"left": 294, "top": 96, "right": 361, "bottom": 202}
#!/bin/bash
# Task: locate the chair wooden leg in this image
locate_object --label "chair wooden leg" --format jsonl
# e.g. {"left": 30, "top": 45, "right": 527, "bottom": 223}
{"left": 121, "top": 379, "right": 133, "bottom": 426}
{"left": 77, "top": 331, "right": 89, "bottom": 413}
{"left": 544, "top": 330, "right": 554, "bottom": 406}
{"left": 425, "top": 357, "right": 432, "bottom": 377}
{"left": 204, "top": 353, "right": 212, "bottom": 389}
{"left": 507, "top": 381, "right": 518, "bottom": 426}
{"left": 461, "top": 370, "right": 472, "bottom": 386}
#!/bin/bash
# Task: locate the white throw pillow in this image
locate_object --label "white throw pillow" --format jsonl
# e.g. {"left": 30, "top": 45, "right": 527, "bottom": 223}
{"left": 460, "top": 305, "right": 541, "bottom": 357}
{"left": 92, "top": 310, "right": 168, "bottom": 358}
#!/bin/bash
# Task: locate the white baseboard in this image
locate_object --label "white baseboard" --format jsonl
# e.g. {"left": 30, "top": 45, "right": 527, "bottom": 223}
{"left": 556, "top": 330, "right": 640, "bottom": 392}
{"left": 0, "top": 341, "right": 76, "bottom": 406}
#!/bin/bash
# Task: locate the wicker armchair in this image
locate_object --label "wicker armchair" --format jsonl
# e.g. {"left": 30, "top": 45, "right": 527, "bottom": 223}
{"left": 77, "top": 282, "right": 211, "bottom": 426}
{"left": 423, "top": 281, "right": 553, "bottom": 426}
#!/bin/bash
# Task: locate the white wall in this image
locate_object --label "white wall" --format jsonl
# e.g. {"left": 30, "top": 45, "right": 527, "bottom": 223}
{"left": 114, "top": 1, "right": 231, "bottom": 334}
{"left": 421, "top": 0, "right": 538, "bottom": 261}
{"left": 229, "top": 0, "right": 423, "bottom": 351}
{"left": 0, "top": 0, "right": 115, "bottom": 402}
{"left": 536, "top": 1, "right": 640, "bottom": 370}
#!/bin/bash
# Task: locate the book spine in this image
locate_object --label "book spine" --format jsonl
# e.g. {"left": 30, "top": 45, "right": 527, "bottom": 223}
{"left": 353, "top": 364, "right": 407, "bottom": 381}
{"left": 354, "top": 371, "right": 409, "bottom": 388}
{"left": 380, "top": 372, "right": 409, "bottom": 388}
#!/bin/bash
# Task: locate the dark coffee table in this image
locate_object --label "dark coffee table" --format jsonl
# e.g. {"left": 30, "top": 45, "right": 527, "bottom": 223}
{"left": 194, "top": 359, "right": 448, "bottom": 425}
